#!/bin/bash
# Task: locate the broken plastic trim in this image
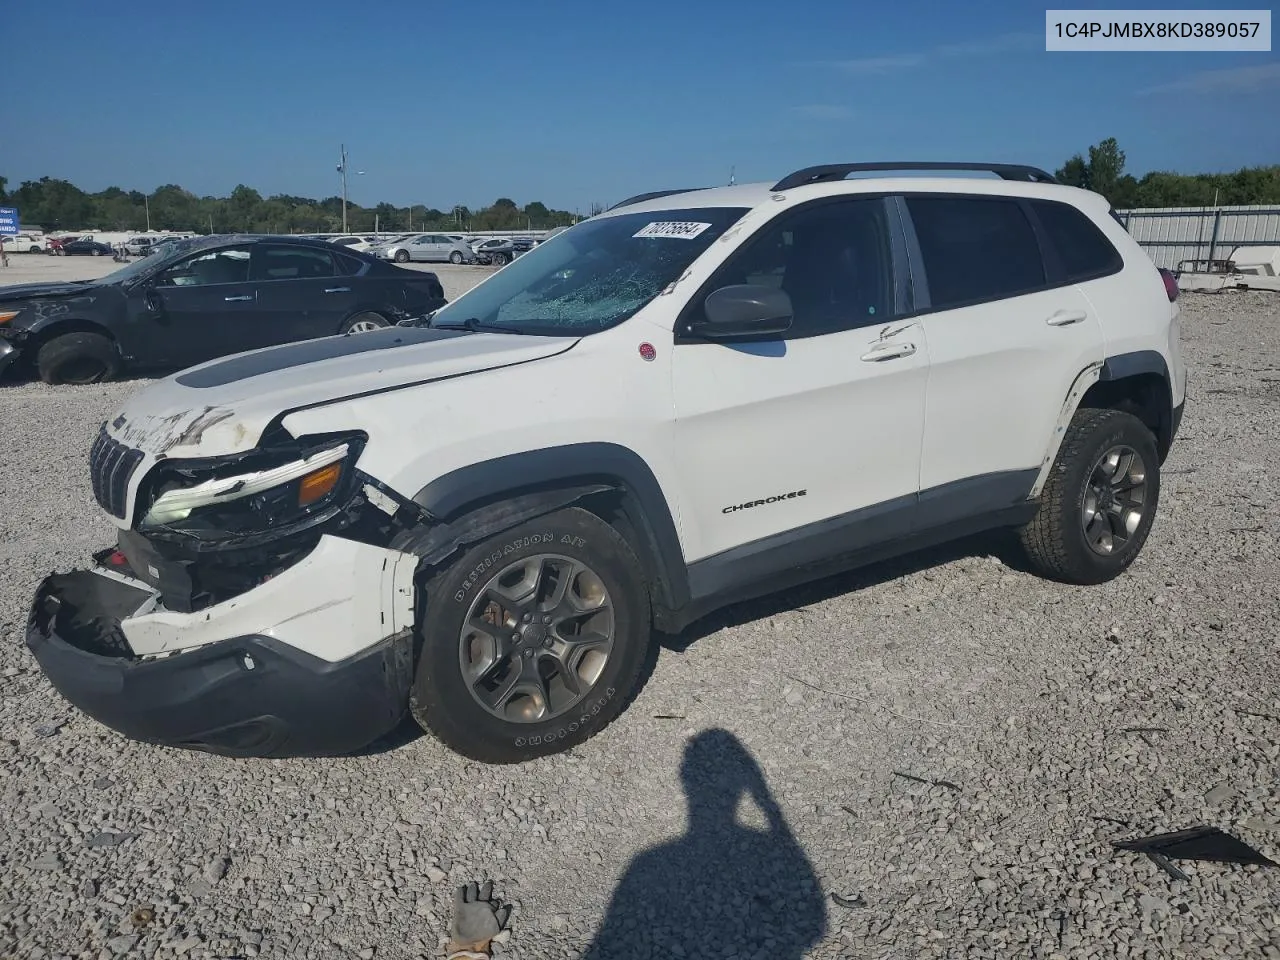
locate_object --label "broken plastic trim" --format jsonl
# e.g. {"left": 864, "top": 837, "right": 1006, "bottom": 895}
{"left": 1113, "top": 826, "right": 1277, "bottom": 881}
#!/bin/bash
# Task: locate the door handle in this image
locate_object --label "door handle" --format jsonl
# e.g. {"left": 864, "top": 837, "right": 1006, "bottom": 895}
{"left": 1046, "top": 310, "right": 1087, "bottom": 326}
{"left": 860, "top": 342, "right": 917, "bottom": 362}
{"left": 223, "top": 295, "right": 254, "bottom": 302}
{"left": 324, "top": 287, "right": 351, "bottom": 294}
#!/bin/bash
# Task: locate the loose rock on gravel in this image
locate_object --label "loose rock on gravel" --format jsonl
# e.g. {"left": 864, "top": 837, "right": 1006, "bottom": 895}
{"left": 1, "top": 264, "right": 1278, "bottom": 958}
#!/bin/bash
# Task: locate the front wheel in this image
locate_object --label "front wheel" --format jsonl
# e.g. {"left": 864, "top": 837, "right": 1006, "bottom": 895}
{"left": 29, "top": 245, "right": 41, "bottom": 254}
{"left": 394, "top": 250, "right": 410, "bottom": 263}
{"left": 449, "top": 251, "right": 464, "bottom": 264}
{"left": 490, "top": 252, "right": 509, "bottom": 266}
{"left": 339, "top": 311, "right": 389, "bottom": 334}
{"left": 409, "top": 507, "right": 652, "bottom": 763}
{"left": 1019, "top": 408, "right": 1160, "bottom": 585}
{"left": 36, "top": 332, "right": 121, "bottom": 385}
{"left": 91, "top": 248, "right": 103, "bottom": 256}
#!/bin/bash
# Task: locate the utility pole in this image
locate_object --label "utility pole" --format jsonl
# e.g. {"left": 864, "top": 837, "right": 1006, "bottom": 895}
{"left": 729, "top": 165, "right": 736, "bottom": 186}
{"left": 338, "top": 144, "right": 348, "bottom": 233}
{"left": 145, "top": 194, "right": 151, "bottom": 231}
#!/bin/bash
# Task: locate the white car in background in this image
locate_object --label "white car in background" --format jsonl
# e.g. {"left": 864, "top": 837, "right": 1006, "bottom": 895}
{"left": 3, "top": 234, "right": 49, "bottom": 253}
{"left": 330, "top": 236, "right": 380, "bottom": 253}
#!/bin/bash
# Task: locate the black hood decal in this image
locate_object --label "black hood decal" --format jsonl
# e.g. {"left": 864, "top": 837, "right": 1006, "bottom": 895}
{"left": 0, "top": 281, "right": 100, "bottom": 302}
{"left": 175, "top": 326, "right": 471, "bottom": 388}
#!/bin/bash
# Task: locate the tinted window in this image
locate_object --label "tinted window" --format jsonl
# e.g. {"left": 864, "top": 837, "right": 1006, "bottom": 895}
{"left": 333, "top": 251, "right": 365, "bottom": 275}
{"left": 156, "top": 246, "right": 253, "bottom": 287}
{"left": 1030, "top": 200, "right": 1123, "bottom": 281}
{"left": 906, "top": 197, "right": 1045, "bottom": 309}
{"left": 707, "top": 198, "right": 895, "bottom": 338}
{"left": 255, "top": 245, "right": 335, "bottom": 280}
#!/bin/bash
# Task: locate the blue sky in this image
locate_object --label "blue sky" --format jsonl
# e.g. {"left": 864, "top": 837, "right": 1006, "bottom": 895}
{"left": 6, "top": 0, "right": 1278, "bottom": 211}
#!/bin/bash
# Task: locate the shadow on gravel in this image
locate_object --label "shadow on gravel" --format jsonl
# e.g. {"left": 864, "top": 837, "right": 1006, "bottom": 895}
{"left": 663, "top": 528, "right": 1028, "bottom": 653}
{"left": 580, "top": 728, "right": 827, "bottom": 959}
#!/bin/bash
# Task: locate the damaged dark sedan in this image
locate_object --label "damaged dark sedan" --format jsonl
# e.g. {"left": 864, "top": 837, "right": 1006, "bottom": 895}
{"left": 0, "top": 235, "right": 448, "bottom": 385}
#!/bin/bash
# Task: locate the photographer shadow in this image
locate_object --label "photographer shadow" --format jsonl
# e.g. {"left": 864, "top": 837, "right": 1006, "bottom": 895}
{"left": 581, "top": 728, "right": 827, "bottom": 959}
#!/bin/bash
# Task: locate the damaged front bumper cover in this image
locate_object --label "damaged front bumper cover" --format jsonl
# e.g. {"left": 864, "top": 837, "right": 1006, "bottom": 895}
{"left": 0, "top": 339, "right": 19, "bottom": 379}
{"left": 25, "top": 534, "right": 418, "bottom": 758}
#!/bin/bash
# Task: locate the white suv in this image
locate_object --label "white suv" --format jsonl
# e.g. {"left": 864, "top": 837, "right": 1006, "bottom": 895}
{"left": 26, "top": 162, "right": 1187, "bottom": 763}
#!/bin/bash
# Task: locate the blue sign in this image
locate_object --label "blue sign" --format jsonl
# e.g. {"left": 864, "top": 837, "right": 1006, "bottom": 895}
{"left": 0, "top": 207, "right": 18, "bottom": 235}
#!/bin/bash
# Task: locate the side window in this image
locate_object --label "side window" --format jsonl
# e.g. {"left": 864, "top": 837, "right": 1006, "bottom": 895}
{"left": 1029, "top": 199, "right": 1123, "bottom": 281}
{"left": 333, "top": 251, "right": 365, "bottom": 276}
{"left": 254, "top": 245, "right": 335, "bottom": 281}
{"left": 155, "top": 246, "right": 253, "bottom": 287}
{"left": 904, "top": 196, "right": 1046, "bottom": 309}
{"left": 702, "top": 198, "right": 896, "bottom": 338}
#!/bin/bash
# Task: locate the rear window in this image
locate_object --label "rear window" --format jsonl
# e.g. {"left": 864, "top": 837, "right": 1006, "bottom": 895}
{"left": 1030, "top": 199, "right": 1124, "bottom": 282}
{"left": 905, "top": 196, "right": 1046, "bottom": 309}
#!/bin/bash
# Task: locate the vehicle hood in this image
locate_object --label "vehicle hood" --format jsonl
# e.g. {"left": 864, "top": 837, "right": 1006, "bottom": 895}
{"left": 105, "top": 326, "right": 580, "bottom": 460}
{"left": 0, "top": 280, "right": 103, "bottom": 303}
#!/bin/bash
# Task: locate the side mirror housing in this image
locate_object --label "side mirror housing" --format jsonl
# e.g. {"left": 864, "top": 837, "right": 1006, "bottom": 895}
{"left": 688, "top": 284, "right": 793, "bottom": 339}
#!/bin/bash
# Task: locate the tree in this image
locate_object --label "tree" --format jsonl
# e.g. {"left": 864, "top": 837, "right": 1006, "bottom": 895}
{"left": 1055, "top": 155, "right": 1088, "bottom": 188}
{"left": 0, "top": 175, "right": 9, "bottom": 204}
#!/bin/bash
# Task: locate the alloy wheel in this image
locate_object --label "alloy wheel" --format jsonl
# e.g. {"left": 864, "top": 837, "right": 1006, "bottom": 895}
{"left": 1081, "top": 444, "right": 1148, "bottom": 555}
{"left": 458, "top": 554, "right": 615, "bottom": 724}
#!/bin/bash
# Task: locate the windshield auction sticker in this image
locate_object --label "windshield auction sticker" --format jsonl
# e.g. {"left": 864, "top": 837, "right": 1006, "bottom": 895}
{"left": 1046, "top": 9, "right": 1271, "bottom": 51}
{"left": 634, "top": 221, "right": 713, "bottom": 239}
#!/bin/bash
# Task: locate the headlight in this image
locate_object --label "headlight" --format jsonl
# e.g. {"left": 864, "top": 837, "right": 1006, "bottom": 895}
{"left": 138, "top": 436, "right": 362, "bottom": 543}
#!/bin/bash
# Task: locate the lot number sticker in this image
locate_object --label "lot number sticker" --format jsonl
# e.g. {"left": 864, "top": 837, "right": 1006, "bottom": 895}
{"left": 634, "top": 221, "right": 712, "bottom": 240}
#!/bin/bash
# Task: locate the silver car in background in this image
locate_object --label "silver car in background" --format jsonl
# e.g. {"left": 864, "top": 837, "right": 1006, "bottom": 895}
{"left": 372, "top": 233, "right": 477, "bottom": 264}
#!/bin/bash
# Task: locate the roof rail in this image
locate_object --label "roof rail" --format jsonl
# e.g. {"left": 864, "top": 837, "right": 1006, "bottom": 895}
{"left": 608, "top": 188, "right": 708, "bottom": 211}
{"left": 771, "top": 162, "right": 1058, "bottom": 192}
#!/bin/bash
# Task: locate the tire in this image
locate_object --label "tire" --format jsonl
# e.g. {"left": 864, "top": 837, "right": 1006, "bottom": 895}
{"left": 491, "top": 253, "right": 509, "bottom": 266}
{"left": 36, "top": 332, "right": 121, "bottom": 385}
{"left": 339, "top": 311, "right": 389, "bottom": 334}
{"left": 449, "top": 251, "right": 464, "bottom": 264}
{"left": 29, "top": 245, "right": 40, "bottom": 254}
{"left": 1019, "top": 408, "right": 1160, "bottom": 585}
{"left": 409, "top": 506, "right": 652, "bottom": 763}
{"left": 91, "top": 248, "right": 103, "bottom": 256}
{"left": 394, "top": 250, "right": 410, "bottom": 263}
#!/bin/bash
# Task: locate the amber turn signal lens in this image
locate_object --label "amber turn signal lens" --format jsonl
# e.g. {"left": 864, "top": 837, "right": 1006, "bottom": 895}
{"left": 297, "top": 462, "right": 342, "bottom": 506}
{"left": 0, "top": 311, "right": 20, "bottom": 325}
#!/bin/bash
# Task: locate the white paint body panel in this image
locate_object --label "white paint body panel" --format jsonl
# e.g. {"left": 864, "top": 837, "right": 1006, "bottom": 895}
{"left": 917, "top": 286, "right": 1104, "bottom": 490}
{"left": 120, "top": 535, "right": 416, "bottom": 662}
{"left": 79, "top": 175, "right": 1188, "bottom": 663}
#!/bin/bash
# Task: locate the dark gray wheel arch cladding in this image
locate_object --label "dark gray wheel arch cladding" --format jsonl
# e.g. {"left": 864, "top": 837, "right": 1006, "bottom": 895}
{"left": 411, "top": 443, "right": 691, "bottom": 614}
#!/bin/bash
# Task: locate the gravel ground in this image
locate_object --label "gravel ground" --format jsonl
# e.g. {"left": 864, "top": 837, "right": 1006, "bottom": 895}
{"left": 1, "top": 266, "right": 1278, "bottom": 959}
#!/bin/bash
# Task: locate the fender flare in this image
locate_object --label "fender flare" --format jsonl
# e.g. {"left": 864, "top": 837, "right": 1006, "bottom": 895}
{"left": 1029, "top": 361, "right": 1104, "bottom": 499}
{"left": 406, "top": 442, "right": 691, "bottom": 613}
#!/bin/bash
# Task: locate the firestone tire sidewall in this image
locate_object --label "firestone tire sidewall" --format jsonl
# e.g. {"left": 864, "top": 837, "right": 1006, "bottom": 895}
{"left": 410, "top": 508, "right": 651, "bottom": 763}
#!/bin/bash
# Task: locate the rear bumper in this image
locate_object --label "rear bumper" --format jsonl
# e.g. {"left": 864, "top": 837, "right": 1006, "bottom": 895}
{"left": 25, "top": 567, "right": 414, "bottom": 758}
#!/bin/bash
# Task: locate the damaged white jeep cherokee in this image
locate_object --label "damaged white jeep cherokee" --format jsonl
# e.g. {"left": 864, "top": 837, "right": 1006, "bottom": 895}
{"left": 27, "top": 162, "right": 1187, "bottom": 763}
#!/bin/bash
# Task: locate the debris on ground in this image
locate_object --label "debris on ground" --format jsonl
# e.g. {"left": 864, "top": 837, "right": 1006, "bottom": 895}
{"left": 1113, "top": 825, "right": 1278, "bottom": 881}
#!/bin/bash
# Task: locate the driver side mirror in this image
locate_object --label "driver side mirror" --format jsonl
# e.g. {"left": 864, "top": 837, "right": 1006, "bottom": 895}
{"left": 687, "top": 284, "right": 793, "bottom": 339}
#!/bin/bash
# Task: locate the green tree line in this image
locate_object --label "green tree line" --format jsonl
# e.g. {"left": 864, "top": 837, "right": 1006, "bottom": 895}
{"left": 0, "top": 175, "right": 583, "bottom": 234}
{"left": 1055, "top": 139, "right": 1280, "bottom": 209}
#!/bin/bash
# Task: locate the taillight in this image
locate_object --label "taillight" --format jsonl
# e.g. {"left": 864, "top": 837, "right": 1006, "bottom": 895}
{"left": 1158, "top": 268, "right": 1179, "bottom": 302}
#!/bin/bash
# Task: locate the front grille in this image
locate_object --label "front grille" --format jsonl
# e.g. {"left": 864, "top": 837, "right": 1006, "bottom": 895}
{"left": 89, "top": 425, "right": 144, "bottom": 520}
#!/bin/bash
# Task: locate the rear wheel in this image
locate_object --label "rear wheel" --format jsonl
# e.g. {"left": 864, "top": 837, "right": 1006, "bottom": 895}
{"left": 409, "top": 507, "right": 652, "bottom": 763}
{"left": 394, "top": 250, "right": 410, "bottom": 263}
{"left": 29, "top": 245, "right": 40, "bottom": 254}
{"left": 36, "top": 332, "right": 121, "bottom": 385}
{"left": 449, "top": 251, "right": 464, "bottom": 264}
{"left": 490, "top": 252, "right": 509, "bottom": 266}
{"left": 91, "top": 248, "right": 103, "bottom": 256}
{"left": 340, "top": 311, "right": 389, "bottom": 334}
{"left": 1019, "top": 408, "right": 1160, "bottom": 584}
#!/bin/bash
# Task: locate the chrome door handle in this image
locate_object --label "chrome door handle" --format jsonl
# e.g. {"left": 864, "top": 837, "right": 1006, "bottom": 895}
{"left": 1046, "top": 310, "right": 1087, "bottom": 326}
{"left": 223, "top": 295, "right": 254, "bottom": 302}
{"left": 324, "top": 287, "right": 351, "bottom": 294}
{"left": 860, "top": 342, "right": 917, "bottom": 362}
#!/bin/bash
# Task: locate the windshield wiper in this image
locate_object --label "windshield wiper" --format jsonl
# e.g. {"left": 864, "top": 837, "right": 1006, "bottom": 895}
{"left": 434, "top": 317, "right": 523, "bottom": 334}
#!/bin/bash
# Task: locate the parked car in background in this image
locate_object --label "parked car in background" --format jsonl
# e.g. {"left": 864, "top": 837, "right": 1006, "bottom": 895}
{"left": 330, "top": 236, "right": 381, "bottom": 253}
{"left": 375, "top": 233, "right": 477, "bottom": 264}
{"left": 124, "top": 236, "right": 164, "bottom": 256}
{"left": 0, "top": 235, "right": 447, "bottom": 384}
{"left": 2, "top": 234, "right": 48, "bottom": 253}
{"left": 534, "top": 226, "right": 569, "bottom": 245}
{"left": 61, "top": 239, "right": 115, "bottom": 257}
{"left": 472, "top": 237, "right": 517, "bottom": 265}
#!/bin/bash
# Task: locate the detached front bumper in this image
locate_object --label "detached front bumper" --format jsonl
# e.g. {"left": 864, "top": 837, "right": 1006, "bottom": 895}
{"left": 25, "top": 536, "right": 419, "bottom": 758}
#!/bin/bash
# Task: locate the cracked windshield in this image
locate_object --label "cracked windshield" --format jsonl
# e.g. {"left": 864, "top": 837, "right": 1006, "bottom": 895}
{"left": 429, "top": 207, "right": 748, "bottom": 335}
